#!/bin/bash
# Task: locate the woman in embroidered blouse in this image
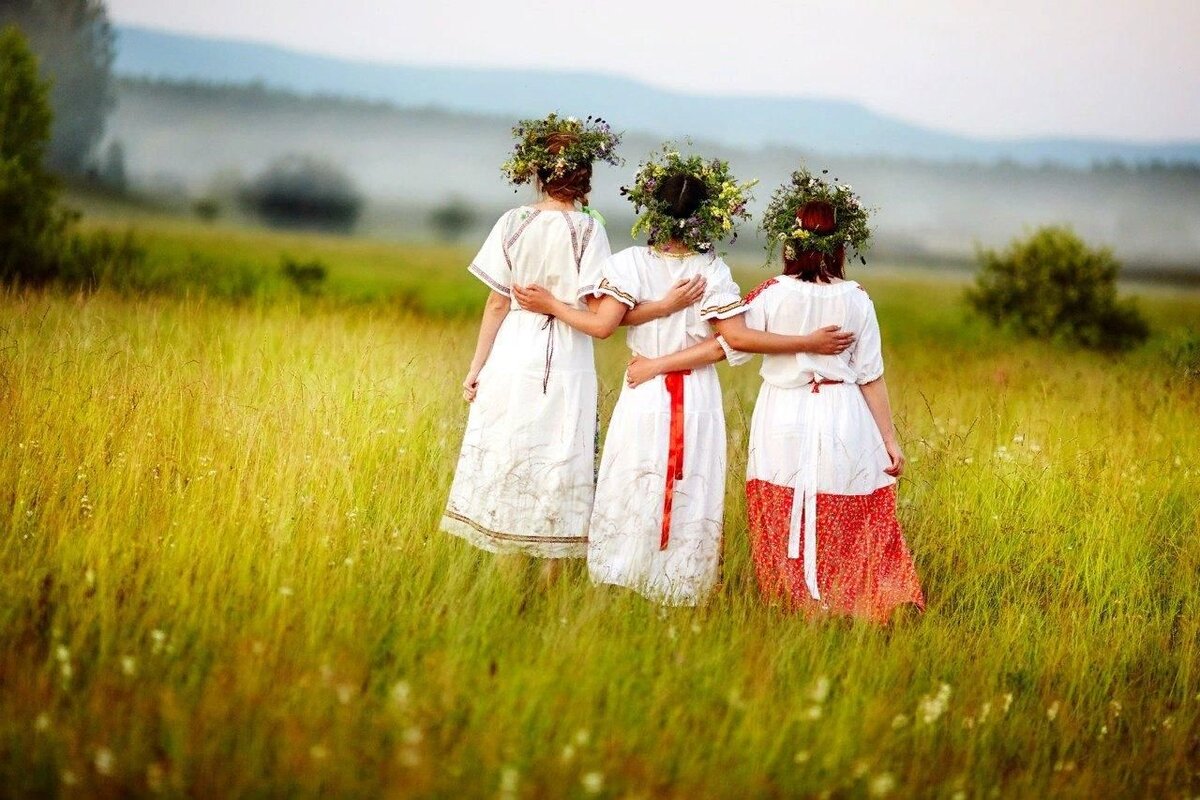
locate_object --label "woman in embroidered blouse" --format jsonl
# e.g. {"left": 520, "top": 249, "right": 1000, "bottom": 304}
{"left": 513, "top": 155, "right": 855, "bottom": 605}
{"left": 625, "top": 184, "right": 925, "bottom": 622}
{"left": 442, "top": 117, "right": 705, "bottom": 561}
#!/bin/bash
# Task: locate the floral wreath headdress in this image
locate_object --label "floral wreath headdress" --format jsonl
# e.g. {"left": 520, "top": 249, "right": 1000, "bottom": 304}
{"left": 760, "top": 167, "right": 873, "bottom": 265}
{"left": 500, "top": 113, "right": 623, "bottom": 186}
{"left": 621, "top": 144, "right": 756, "bottom": 254}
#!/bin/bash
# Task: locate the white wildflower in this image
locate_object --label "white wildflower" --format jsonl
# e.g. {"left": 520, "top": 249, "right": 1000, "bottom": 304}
{"left": 581, "top": 771, "right": 604, "bottom": 795}
{"left": 390, "top": 680, "right": 411, "bottom": 707}
{"left": 918, "top": 683, "right": 952, "bottom": 725}
{"left": 809, "top": 675, "right": 831, "bottom": 704}
{"left": 869, "top": 772, "right": 897, "bottom": 796}
{"left": 94, "top": 747, "right": 114, "bottom": 775}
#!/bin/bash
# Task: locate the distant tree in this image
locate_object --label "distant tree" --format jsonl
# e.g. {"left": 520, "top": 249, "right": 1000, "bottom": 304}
{"left": 0, "top": 0, "right": 116, "bottom": 175}
{"left": 240, "top": 155, "right": 363, "bottom": 233}
{"left": 96, "top": 139, "right": 126, "bottom": 191}
{"left": 967, "top": 226, "right": 1149, "bottom": 352}
{"left": 192, "top": 197, "right": 221, "bottom": 223}
{"left": 0, "top": 25, "right": 72, "bottom": 285}
{"left": 429, "top": 198, "right": 478, "bottom": 242}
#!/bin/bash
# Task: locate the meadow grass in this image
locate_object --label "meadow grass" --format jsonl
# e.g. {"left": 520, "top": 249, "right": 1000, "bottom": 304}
{"left": 1, "top": 218, "right": 1198, "bottom": 798}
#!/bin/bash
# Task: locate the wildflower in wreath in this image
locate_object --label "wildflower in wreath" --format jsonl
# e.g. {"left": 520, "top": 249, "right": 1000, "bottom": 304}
{"left": 501, "top": 113, "right": 623, "bottom": 187}
{"left": 760, "top": 167, "right": 873, "bottom": 265}
{"left": 621, "top": 144, "right": 756, "bottom": 253}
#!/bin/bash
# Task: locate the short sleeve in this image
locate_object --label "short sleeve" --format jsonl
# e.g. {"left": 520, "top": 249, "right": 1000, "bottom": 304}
{"left": 576, "top": 219, "right": 613, "bottom": 301}
{"left": 850, "top": 298, "right": 884, "bottom": 384}
{"left": 718, "top": 278, "right": 775, "bottom": 367}
{"left": 698, "top": 257, "right": 748, "bottom": 321}
{"left": 467, "top": 212, "right": 513, "bottom": 296}
{"left": 593, "top": 251, "right": 640, "bottom": 309}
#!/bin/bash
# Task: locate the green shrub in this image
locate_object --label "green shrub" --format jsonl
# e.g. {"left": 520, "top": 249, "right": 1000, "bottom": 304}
{"left": 1165, "top": 329, "right": 1200, "bottom": 384}
{"left": 193, "top": 197, "right": 221, "bottom": 223}
{"left": 966, "top": 226, "right": 1149, "bottom": 351}
{"left": 429, "top": 198, "right": 477, "bottom": 242}
{"left": 0, "top": 25, "right": 73, "bottom": 286}
{"left": 280, "top": 255, "right": 327, "bottom": 295}
{"left": 240, "top": 155, "right": 362, "bottom": 233}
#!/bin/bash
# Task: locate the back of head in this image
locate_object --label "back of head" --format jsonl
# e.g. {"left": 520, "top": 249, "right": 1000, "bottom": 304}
{"left": 784, "top": 200, "right": 845, "bottom": 282}
{"left": 536, "top": 131, "right": 593, "bottom": 205}
{"left": 653, "top": 173, "right": 709, "bottom": 219}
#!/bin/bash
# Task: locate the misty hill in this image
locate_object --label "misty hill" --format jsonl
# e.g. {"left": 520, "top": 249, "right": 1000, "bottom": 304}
{"left": 113, "top": 25, "right": 1200, "bottom": 169}
{"left": 108, "top": 78, "right": 1200, "bottom": 270}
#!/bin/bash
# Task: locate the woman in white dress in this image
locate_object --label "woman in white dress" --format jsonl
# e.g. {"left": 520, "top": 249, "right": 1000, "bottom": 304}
{"left": 513, "top": 150, "right": 856, "bottom": 605}
{"left": 442, "top": 117, "right": 707, "bottom": 560}
{"left": 626, "top": 170, "right": 924, "bottom": 621}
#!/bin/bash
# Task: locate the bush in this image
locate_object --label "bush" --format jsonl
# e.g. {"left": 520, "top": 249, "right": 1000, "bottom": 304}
{"left": 63, "top": 230, "right": 146, "bottom": 289}
{"left": 0, "top": 25, "right": 74, "bottom": 286}
{"left": 193, "top": 197, "right": 221, "bottom": 223}
{"left": 966, "top": 226, "right": 1149, "bottom": 351}
{"left": 241, "top": 155, "right": 362, "bottom": 233}
{"left": 429, "top": 198, "right": 477, "bottom": 242}
{"left": 280, "top": 255, "right": 327, "bottom": 295}
{"left": 1165, "top": 329, "right": 1200, "bottom": 384}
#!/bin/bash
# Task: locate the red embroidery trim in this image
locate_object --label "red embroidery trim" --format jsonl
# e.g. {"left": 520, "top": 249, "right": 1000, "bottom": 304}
{"left": 743, "top": 277, "right": 779, "bottom": 304}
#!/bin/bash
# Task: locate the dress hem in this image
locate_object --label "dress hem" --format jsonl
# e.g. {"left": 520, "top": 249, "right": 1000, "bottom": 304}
{"left": 440, "top": 511, "right": 588, "bottom": 559}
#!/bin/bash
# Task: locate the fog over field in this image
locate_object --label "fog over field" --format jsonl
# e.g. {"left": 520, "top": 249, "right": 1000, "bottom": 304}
{"left": 110, "top": 79, "right": 1200, "bottom": 273}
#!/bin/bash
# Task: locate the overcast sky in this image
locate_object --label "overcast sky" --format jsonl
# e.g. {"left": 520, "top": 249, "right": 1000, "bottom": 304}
{"left": 106, "top": 0, "right": 1200, "bottom": 141}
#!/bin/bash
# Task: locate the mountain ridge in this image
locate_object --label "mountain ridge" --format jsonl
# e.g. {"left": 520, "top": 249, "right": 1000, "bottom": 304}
{"left": 112, "top": 25, "right": 1200, "bottom": 167}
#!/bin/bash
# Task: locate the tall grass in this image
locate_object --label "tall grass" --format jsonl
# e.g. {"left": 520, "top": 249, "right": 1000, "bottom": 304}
{"left": 1, "top": 224, "right": 1198, "bottom": 798}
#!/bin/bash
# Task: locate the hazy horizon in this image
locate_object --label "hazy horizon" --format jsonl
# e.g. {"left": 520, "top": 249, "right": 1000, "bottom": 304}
{"left": 106, "top": 0, "right": 1200, "bottom": 143}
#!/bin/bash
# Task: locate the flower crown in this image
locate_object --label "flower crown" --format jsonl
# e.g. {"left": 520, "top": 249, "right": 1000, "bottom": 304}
{"left": 760, "top": 167, "right": 873, "bottom": 264}
{"left": 500, "top": 113, "right": 623, "bottom": 186}
{"left": 621, "top": 144, "right": 756, "bottom": 254}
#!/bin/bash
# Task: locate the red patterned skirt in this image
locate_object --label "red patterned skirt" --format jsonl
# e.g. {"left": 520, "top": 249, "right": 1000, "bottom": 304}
{"left": 746, "top": 480, "right": 924, "bottom": 623}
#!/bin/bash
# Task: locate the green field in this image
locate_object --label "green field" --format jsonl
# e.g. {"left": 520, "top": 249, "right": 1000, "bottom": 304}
{"left": 2, "top": 215, "right": 1198, "bottom": 798}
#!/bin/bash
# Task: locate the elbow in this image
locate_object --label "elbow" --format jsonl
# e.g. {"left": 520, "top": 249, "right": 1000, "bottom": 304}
{"left": 594, "top": 323, "right": 619, "bottom": 340}
{"left": 720, "top": 329, "right": 748, "bottom": 351}
{"left": 485, "top": 292, "right": 510, "bottom": 312}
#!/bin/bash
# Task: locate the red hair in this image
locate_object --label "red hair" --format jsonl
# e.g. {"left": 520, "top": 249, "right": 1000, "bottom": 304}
{"left": 783, "top": 200, "right": 845, "bottom": 283}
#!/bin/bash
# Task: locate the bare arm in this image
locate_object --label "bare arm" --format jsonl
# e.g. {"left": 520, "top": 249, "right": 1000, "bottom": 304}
{"left": 625, "top": 319, "right": 856, "bottom": 388}
{"left": 860, "top": 376, "right": 905, "bottom": 477}
{"left": 621, "top": 276, "right": 706, "bottom": 326}
{"left": 625, "top": 338, "right": 726, "bottom": 386}
{"left": 462, "top": 290, "right": 510, "bottom": 402}
{"left": 511, "top": 285, "right": 628, "bottom": 339}
{"left": 712, "top": 314, "right": 854, "bottom": 355}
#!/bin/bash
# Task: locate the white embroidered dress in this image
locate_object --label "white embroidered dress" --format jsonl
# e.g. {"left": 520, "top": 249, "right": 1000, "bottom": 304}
{"left": 442, "top": 207, "right": 611, "bottom": 558}
{"left": 586, "top": 247, "right": 747, "bottom": 605}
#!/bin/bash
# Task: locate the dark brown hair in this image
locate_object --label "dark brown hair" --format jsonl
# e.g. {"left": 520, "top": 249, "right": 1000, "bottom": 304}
{"left": 654, "top": 173, "right": 709, "bottom": 219}
{"left": 536, "top": 131, "right": 593, "bottom": 204}
{"left": 783, "top": 200, "right": 845, "bottom": 283}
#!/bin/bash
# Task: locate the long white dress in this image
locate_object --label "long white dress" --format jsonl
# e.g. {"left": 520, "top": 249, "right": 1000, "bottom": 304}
{"left": 586, "top": 247, "right": 747, "bottom": 605}
{"left": 728, "top": 277, "right": 924, "bottom": 621}
{"left": 441, "top": 207, "right": 612, "bottom": 558}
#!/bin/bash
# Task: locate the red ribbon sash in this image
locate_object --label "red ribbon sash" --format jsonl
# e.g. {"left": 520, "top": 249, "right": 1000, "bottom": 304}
{"left": 661, "top": 370, "right": 691, "bottom": 550}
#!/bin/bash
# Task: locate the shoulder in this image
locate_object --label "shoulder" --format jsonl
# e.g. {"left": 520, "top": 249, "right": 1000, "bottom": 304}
{"left": 701, "top": 254, "right": 735, "bottom": 278}
{"left": 744, "top": 277, "right": 781, "bottom": 303}
{"left": 849, "top": 280, "right": 873, "bottom": 303}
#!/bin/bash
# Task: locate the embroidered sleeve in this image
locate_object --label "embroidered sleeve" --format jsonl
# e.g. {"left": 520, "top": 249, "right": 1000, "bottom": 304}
{"left": 699, "top": 256, "right": 749, "bottom": 321}
{"left": 468, "top": 211, "right": 514, "bottom": 296}
{"left": 576, "top": 219, "right": 613, "bottom": 301}
{"left": 593, "top": 250, "right": 639, "bottom": 309}
{"left": 851, "top": 298, "right": 885, "bottom": 384}
{"left": 719, "top": 277, "right": 775, "bottom": 367}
